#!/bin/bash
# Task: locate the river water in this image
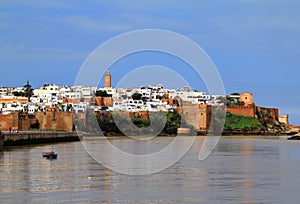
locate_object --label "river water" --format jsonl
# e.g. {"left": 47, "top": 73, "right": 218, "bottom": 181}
{"left": 1, "top": 136, "right": 300, "bottom": 204}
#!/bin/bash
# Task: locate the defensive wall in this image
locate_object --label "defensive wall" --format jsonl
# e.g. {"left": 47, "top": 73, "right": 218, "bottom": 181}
{"left": 0, "top": 113, "right": 18, "bottom": 130}
{"left": 0, "top": 112, "right": 73, "bottom": 132}
{"left": 180, "top": 102, "right": 212, "bottom": 132}
{"left": 94, "top": 97, "right": 113, "bottom": 107}
{"left": 35, "top": 112, "right": 73, "bottom": 132}
{"left": 225, "top": 105, "right": 279, "bottom": 121}
{"left": 225, "top": 106, "right": 256, "bottom": 118}
{"left": 0, "top": 112, "right": 32, "bottom": 131}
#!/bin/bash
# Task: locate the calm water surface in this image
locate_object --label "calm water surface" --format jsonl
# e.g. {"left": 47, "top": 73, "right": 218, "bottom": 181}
{"left": 1, "top": 136, "right": 300, "bottom": 204}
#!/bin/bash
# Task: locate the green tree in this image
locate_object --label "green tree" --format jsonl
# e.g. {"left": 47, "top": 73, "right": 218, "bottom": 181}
{"left": 131, "top": 115, "right": 150, "bottom": 128}
{"left": 96, "top": 112, "right": 123, "bottom": 135}
{"left": 24, "top": 80, "right": 33, "bottom": 101}
{"left": 163, "top": 111, "right": 181, "bottom": 134}
{"left": 132, "top": 93, "right": 142, "bottom": 100}
{"left": 12, "top": 91, "right": 26, "bottom": 97}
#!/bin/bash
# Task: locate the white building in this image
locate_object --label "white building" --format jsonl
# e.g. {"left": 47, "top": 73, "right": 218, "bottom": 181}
{"left": 33, "top": 84, "right": 60, "bottom": 103}
{"left": 0, "top": 87, "right": 14, "bottom": 96}
{"left": 71, "top": 86, "right": 97, "bottom": 98}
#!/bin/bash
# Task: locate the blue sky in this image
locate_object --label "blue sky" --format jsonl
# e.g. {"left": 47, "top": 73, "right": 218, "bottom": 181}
{"left": 0, "top": 0, "right": 300, "bottom": 124}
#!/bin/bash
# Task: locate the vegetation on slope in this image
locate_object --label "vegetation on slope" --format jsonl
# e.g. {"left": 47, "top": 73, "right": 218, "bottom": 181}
{"left": 223, "top": 112, "right": 264, "bottom": 131}
{"left": 95, "top": 110, "right": 195, "bottom": 136}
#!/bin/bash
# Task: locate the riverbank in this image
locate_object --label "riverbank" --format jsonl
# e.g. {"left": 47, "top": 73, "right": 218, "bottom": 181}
{"left": 85, "top": 130, "right": 289, "bottom": 137}
{"left": 3, "top": 131, "right": 79, "bottom": 146}
{"left": 1, "top": 129, "right": 294, "bottom": 147}
{"left": 221, "top": 130, "right": 290, "bottom": 136}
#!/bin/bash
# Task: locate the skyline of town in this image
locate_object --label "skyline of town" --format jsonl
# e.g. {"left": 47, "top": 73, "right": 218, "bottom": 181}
{"left": 1, "top": 1, "right": 300, "bottom": 126}
{"left": 1, "top": 2, "right": 300, "bottom": 202}
{"left": 0, "top": 75, "right": 295, "bottom": 128}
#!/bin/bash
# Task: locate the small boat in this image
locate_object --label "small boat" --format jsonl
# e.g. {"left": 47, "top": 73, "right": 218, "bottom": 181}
{"left": 47, "top": 153, "right": 58, "bottom": 160}
{"left": 42, "top": 151, "right": 58, "bottom": 159}
{"left": 42, "top": 152, "right": 50, "bottom": 157}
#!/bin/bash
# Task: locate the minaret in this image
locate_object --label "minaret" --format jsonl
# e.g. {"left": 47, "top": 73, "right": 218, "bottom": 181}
{"left": 104, "top": 69, "right": 111, "bottom": 88}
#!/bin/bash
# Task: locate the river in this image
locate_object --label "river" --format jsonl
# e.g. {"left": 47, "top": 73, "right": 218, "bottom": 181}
{"left": 1, "top": 136, "right": 300, "bottom": 204}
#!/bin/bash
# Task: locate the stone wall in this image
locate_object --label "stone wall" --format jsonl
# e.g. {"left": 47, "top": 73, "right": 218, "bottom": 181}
{"left": 181, "top": 103, "right": 212, "bottom": 132}
{"left": 0, "top": 112, "right": 30, "bottom": 131}
{"left": 225, "top": 106, "right": 256, "bottom": 118}
{"left": 34, "top": 112, "right": 73, "bottom": 132}
{"left": 18, "top": 112, "right": 31, "bottom": 131}
{"left": 62, "top": 98, "right": 81, "bottom": 104}
{"left": 95, "top": 97, "right": 113, "bottom": 107}
{"left": 0, "top": 114, "right": 14, "bottom": 130}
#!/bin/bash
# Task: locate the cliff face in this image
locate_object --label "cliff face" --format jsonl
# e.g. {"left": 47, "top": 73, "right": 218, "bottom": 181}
{"left": 256, "top": 107, "right": 287, "bottom": 133}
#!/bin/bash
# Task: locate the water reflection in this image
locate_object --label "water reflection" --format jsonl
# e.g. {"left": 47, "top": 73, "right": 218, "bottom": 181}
{"left": 0, "top": 137, "right": 300, "bottom": 203}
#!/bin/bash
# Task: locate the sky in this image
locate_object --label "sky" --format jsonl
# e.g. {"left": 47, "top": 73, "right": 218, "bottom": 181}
{"left": 0, "top": 0, "right": 300, "bottom": 124}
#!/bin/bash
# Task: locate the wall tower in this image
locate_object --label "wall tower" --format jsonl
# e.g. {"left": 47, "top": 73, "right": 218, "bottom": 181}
{"left": 240, "top": 92, "right": 254, "bottom": 107}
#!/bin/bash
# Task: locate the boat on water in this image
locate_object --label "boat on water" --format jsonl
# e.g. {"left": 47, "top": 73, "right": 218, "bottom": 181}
{"left": 42, "top": 151, "right": 58, "bottom": 159}
{"left": 0, "top": 131, "right": 5, "bottom": 149}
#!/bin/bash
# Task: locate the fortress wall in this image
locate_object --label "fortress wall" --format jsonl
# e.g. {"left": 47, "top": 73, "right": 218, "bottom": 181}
{"left": 35, "top": 112, "right": 73, "bottom": 132}
{"left": 95, "top": 97, "right": 113, "bottom": 107}
{"left": 225, "top": 106, "right": 256, "bottom": 118}
{"left": 0, "top": 114, "right": 13, "bottom": 130}
{"left": 181, "top": 103, "right": 211, "bottom": 132}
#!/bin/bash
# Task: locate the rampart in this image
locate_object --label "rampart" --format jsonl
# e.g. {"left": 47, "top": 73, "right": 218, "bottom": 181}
{"left": 95, "top": 97, "right": 113, "bottom": 107}
{"left": 225, "top": 106, "right": 256, "bottom": 118}
{"left": 0, "top": 112, "right": 31, "bottom": 131}
{"left": 34, "top": 112, "right": 73, "bottom": 132}
{"left": 181, "top": 103, "right": 212, "bottom": 132}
